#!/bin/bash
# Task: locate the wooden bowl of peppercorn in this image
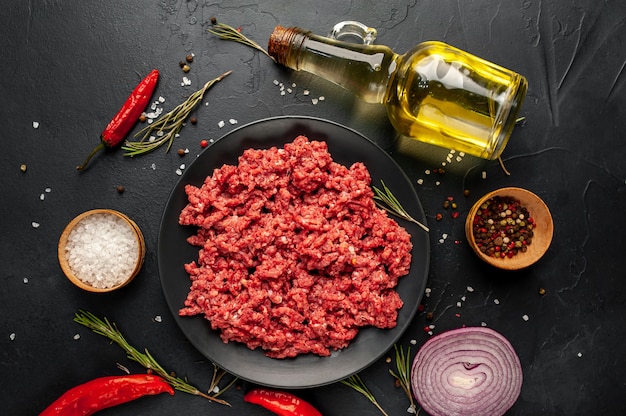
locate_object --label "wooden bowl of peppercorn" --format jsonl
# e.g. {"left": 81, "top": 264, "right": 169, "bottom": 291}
{"left": 465, "top": 187, "right": 553, "bottom": 270}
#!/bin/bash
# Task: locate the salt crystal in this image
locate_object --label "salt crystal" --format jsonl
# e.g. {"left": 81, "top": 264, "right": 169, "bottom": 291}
{"left": 292, "top": 83, "right": 296, "bottom": 88}
{"left": 273, "top": 79, "right": 279, "bottom": 85}
{"left": 303, "top": 89, "right": 310, "bottom": 96}
{"left": 482, "top": 171, "right": 487, "bottom": 179}
{"left": 287, "top": 88, "right": 293, "bottom": 93}
{"left": 425, "top": 169, "right": 431, "bottom": 174}
{"left": 435, "top": 181, "right": 441, "bottom": 186}
{"left": 312, "top": 98, "right": 319, "bottom": 105}
{"left": 158, "top": 96, "right": 165, "bottom": 103}
{"left": 410, "top": 339, "right": 417, "bottom": 345}
{"left": 577, "top": 352, "right": 583, "bottom": 357}
{"left": 32, "top": 121, "right": 39, "bottom": 129}
{"left": 23, "top": 278, "right": 28, "bottom": 284}
{"left": 481, "top": 321, "right": 487, "bottom": 326}
{"left": 461, "top": 296, "right": 466, "bottom": 301}
{"left": 229, "top": 119, "right": 238, "bottom": 125}
{"left": 456, "top": 301, "right": 462, "bottom": 307}
{"left": 280, "top": 90, "right": 286, "bottom": 96}
{"left": 319, "top": 96, "right": 325, "bottom": 101}
{"left": 154, "top": 315, "right": 162, "bottom": 323}
{"left": 40, "top": 194, "right": 45, "bottom": 201}
{"left": 493, "top": 298, "right": 500, "bottom": 305}
{"left": 151, "top": 163, "right": 156, "bottom": 170}
{"left": 32, "top": 222, "right": 40, "bottom": 228}
{"left": 9, "top": 333, "right": 16, "bottom": 341}
{"left": 218, "top": 120, "right": 225, "bottom": 128}
{"left": 181, "top": 77, "right": 192, "bottom": 86}
{"left": 175, "top": 169, "right": 183, "bottom": 176}
{"left": 467, "top": 286, "right": 474, "bottom": 292}
{"left": 73, "top": 334, "right": 81, "bottom": 340}
{"left": 522, "top": 314, "right": 529, "bottom": 321}
{"left": 45, "top": 188, "right": 51, "bottom": 193}
{"left": 179, "top": 164, "right": 186, "bottom": 170}
{"left": 407, "top": 405, "right": 417, "bottom": 414}
{"left": 417, "top": 178, "right": 424, "bottom": 185}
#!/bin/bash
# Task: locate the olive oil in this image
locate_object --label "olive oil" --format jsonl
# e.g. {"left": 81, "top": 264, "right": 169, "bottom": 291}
{"left": 268, "top": 26, "right": 527, "bottom": 160}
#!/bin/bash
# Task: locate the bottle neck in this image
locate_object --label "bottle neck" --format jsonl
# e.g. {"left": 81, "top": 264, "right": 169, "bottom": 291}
{"left": 268, "top": 26, "right": 398, "bottom": 104}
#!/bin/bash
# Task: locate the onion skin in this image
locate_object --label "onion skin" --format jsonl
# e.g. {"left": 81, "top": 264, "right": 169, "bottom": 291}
{"left": 411, "top": 327, "right": 522, "bottom": 416}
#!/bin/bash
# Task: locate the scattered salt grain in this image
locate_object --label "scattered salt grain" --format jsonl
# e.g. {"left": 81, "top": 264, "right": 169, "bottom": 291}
{"left": 32, "top": 121, "right": 39, "bottom": 129}
{"left": 273, "top": 79, "right": 280, "bottom": 85}
{"left": 410, "top": 339, "right": 417, "bottom": 345}
{"left": 175, "top": 169, "right": 183, "bottom": 176}
{"left": 481, "top": 321, "right": 487, "bottom": 327}
{"left": 32, "top": 222, "right": 40, "bottom": 229}
{"left": 493, "top": 298, "right": 500, "bottom": 305}
{"left": 424, "top": 287, "right": 431, "bottom": 297}
{"left": 229, "top": 119, "right": 238, "bottom": 125}
{"left": 40, "top": 194, "right": 45, "bottom": 201}
{"left": 522, "top": 314, "right": 529, "bottom": 321}
{"left": 181, "top": 77, "right": 192, "bottom": 86}
{"left": 23, "top": 278, "right": 28, "bottom": 284}
{"left": 151, "top": 163, "right": 156, "bottom": 170}
{"left": 456, "top": 301, "right": 462, "bottom": 307}
{"left": 482, "top": 171, "right": 487, "bottom": 179}
{"left": 318, "top": 96, "right": 325, "bottom": 101}
{"left": 417, "top": 178, "right": 424, "bottom": 185}
{"left": 467, "top": 286, "right": 474, "bottom": 292}
{"left": 312, "top": 98, "right": 319, "bottom": 105}
{"left": 154, "top": 315, "right": 162, "bottom": 323}
{"left": 577, "top": 352, "right": 583, "bottom": 358}
{"left": 303, "top": 89, "right": 310, "bottom": 96}
{"left": 73, "top": 334, "right": 81, "bottom": 340}
{"left": 65, "top": 213, "right": 139, "bottom": 289}
{"left": 9, "top": 333, "right": 16, "bottom": 341}
{"left": 218, "top": 120, "right": 225, "bottom": 128}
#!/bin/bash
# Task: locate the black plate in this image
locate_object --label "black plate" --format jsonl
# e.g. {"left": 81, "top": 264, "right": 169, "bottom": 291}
{"left": 158, "top": 116, "right": 430, "bottom": 388}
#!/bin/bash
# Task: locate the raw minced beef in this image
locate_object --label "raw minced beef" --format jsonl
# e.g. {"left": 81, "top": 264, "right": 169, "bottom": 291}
{"left": 178, "top": 135, "right": 412, "bottom": 358}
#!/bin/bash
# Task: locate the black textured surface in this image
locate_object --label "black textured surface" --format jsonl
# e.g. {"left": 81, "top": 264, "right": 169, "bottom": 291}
{"left": 2, "top": 1, "right": 625, "bottom": 415}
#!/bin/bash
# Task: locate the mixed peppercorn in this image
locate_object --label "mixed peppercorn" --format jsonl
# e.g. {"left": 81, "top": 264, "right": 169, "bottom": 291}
{"left": 471, "top": 195, "right": 535, "bottom": 258}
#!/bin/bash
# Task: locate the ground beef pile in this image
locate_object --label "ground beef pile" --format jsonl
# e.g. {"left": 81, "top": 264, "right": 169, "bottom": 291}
{"left": 178, "top": 135, "right": 413, "bottom": 358}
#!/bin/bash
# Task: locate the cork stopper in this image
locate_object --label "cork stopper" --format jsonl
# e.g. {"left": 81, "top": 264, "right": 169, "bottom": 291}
{"left": 268, "top": 25, "right": 306, "bottom": 66}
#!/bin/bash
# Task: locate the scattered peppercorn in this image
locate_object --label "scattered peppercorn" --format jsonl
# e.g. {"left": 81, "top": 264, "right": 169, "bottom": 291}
{"left": 190, "top": 116, "right": 197, "bottom": 125}
{"left": 200, "top": 139, "right": 208, "bottom": 148}
{"left": 179, "top": 60, "right": 186, "bottom": 68}
{"left": 139, "top": 114, "right": 147, "bottom": 123}
{"left": 116, "top": 185, "right": 125, "bottom": 194}
{"left": 210, "top": 16, "right": 217, "bottom": 25}
{"left": 186, "top": 54, "right": 194, "bottom": 63}
{"left": 177, "top": 148, "right": 186, "bottom": 156}
{"left": 464, "top": 189, "right": 470, "bottom": 197}
{"left": 394, "top": 379, "right": 402, "bottom": 388}
{"left": 425, "top": 312, "right": 434, "bottom": 320}
{"left": 443, "top": 200, "right": 450, "bottom": 209}
{"left": 451, "top": 211, "right": 460, "bottom": 219}
{"left": 435, "top": 213, "right": 443, "bottom": 221}
{"left": 471, "top": 195, "right": 535, "bottom": 259}
{"left": 538, "top": 287, "right": 546, "bottom": 295}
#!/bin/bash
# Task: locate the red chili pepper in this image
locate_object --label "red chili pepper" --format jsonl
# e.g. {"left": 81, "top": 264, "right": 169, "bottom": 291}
{"left": 76, "top": 69, "right": 159, "bottom": 170}
{"left": 244, "top": 388, "right": 322, "bottom": 416}
{"left": 39, "top": 374, "right": 174, "bottom": 416}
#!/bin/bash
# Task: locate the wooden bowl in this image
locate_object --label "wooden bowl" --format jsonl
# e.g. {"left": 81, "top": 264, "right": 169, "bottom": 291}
{"left": 58, "top": 209, "right": 145, "bottom": 292}
{"left": 465, "top": 187, "right": 553, "bottom": 270}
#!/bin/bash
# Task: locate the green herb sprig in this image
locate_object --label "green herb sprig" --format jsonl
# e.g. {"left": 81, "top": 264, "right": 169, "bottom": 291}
{"left": 341, "top": 374, "right": 389, "bottom": 416}
{"left": 208, "top": 22, "right": 275, "bottom": 62}
{"left": 389, "top": 344, "right": 417, "bottom": 413}
{"left": 74, "top": 310, "right": 237, "bottom": 406}
{"left": 373, "top": 181, "right": 429, "bottom": 232}
{"left": 122, "top": 70, "right": 232, "bottom": 157}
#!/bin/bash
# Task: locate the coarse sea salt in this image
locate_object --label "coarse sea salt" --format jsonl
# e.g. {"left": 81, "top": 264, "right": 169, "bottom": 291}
{"left": 65, "top": 213, "right": 138, "bottom": 289}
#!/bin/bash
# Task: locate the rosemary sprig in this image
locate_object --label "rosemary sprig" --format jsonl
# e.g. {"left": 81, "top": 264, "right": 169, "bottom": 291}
{"left": 340, "top": 374, "right": 389, "bottom": 416}
{"left": 373, "top": 181, "right": 429, "bottom": 232}
{"left": 73, "top": 310, "right": 236, "bottom": 406}
{"left": 122, "top": 70, "right": 232, "bottom": 156}
{"left": 389, "top": 344, "right": 417, "bottom": 413}
{"left": 208, "top": 22, "right": 275, "bottom": 62}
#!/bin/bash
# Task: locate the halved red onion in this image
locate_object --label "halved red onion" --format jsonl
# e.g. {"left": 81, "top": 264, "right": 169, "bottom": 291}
{"left": 411, "top": 327, "right": 522, "bottom": 416}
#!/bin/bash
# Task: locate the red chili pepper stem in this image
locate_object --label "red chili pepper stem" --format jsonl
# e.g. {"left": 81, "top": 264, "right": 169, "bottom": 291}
{"left": 76, "top": 141, "right": 106, "bottom": 170}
